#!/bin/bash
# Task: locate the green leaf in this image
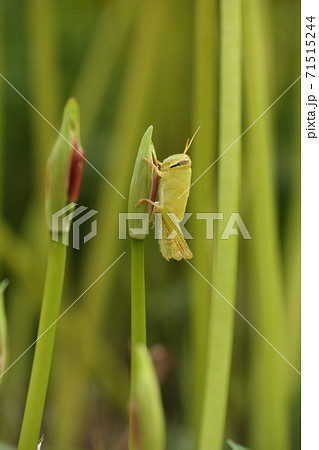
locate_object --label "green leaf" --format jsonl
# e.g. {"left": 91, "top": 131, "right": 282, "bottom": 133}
{"left": 227, "top": 439, "right": 250, "bottom": 450}
{"left": 199, "top": 0, "right": 242, "bottom": 448}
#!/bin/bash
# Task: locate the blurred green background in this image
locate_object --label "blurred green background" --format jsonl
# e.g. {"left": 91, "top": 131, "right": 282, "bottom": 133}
{"left": 0, "top": 0, "right": 300, "bottom": 449}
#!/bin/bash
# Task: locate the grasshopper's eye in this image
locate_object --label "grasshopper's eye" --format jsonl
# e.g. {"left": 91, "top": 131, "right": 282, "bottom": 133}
{"left": 170, "top": 157, "right": 189, "bottom": 169}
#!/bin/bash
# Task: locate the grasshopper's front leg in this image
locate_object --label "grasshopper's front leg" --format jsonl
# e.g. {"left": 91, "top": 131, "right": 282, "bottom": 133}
{"left": 139, "top": 157, "right": 163, "bottom": 216}
{"left": 142, "top": 157, "right": 163, "bottom": 177}
{"left": 134, "top": 198, "right": 158, "bottom": 228}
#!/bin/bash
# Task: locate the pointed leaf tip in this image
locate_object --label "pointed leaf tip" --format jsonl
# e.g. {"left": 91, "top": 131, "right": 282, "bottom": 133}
{"left": 128, "top": 127, "right": 157, "bottom": 240}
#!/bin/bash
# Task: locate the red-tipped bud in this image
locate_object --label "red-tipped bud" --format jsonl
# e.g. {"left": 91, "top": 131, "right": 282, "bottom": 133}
{"left": 45, "top": 98, "right": 83, "bottom": 232}
{"left": 68, "top": 137, "right": 85, "bottom": 202}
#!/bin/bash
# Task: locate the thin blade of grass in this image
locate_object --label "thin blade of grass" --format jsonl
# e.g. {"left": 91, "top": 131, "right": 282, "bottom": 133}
{"left": 17, "top": 240, "right": 67, "bottom": 450}
{"left": 281, "top": 0, "right": 301, "bottom": 394}
{"left": 189, "top": 0, "right": 218, "bottom": 430}
{"left": 243, "top": 0, "right": 290, "bottom": 448}
{"left": 199, "top": 0, "right": 242, "bottom": 448}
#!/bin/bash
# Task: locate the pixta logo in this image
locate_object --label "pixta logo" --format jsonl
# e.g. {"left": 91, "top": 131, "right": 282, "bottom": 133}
{"left": 119, "top": 212, "right": 251, "bottom": 240}
{"left": 51, "top": 203, "right": 98, "bottom": 249}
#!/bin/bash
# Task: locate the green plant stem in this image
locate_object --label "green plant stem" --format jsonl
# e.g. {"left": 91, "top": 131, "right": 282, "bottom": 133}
{"left": 130, "top": 238, "right": 146, "bottom": 450}
{"left": 17, "top": 239, "right": 67, "bottom": 450}
{"left": 199, "top": 0, "right": 241, "bottom": 448}
{"left": 243, "top": 1, "right": 290, "bottom": 449}
{"left": 190, "top": 0, "right": 217, "bottom": 429}
{"left": 283, "top": 5, "right": 301, "bottom": 391}
{"left": 130, "top": 239, "right": 146, "bottom": 350}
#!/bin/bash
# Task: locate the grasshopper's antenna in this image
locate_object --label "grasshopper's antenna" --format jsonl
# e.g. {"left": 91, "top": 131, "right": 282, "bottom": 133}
{"left": 184, "top": 126, "right": 201, "bottom": 153}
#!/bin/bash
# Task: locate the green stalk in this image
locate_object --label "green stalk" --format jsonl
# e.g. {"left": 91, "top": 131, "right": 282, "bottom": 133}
{"left": 130, "top": 239, "right": 146, "bottom": 404}
{"left": 199, "top": 0, "right": 241, "bottom": 448}
{"left": 17, "top": 239, "right": 67, "bottom": 449}
{"left": 283, "top": 70, "right": 301, "bottom": 396}
{"left": 243, "top": 1, "right": 290, "bottom": 449}
{"left": 285, "top": 185, "right": 301, "bottom": 394}
{"left": 130, "top": 239, "right": 146, "bottom": 344}
{"left": 17, "top": 98, "right": 81, "bottom": 449}
{"left": 189, "top": 0, "right": 217, "bottom": 429}
{"left": 282, "top": 0, "right": 301, "bottom": 392}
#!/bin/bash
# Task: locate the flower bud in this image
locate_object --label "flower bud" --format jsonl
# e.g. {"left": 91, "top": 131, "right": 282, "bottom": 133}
{"left": 45, "top": 98, "right": 84, "bottom": 232}
{"left": 130, "top": 344, "right": 165, "bottom": 450}
{"left": 128, "top": 126, "right": 157, "bottom": 240}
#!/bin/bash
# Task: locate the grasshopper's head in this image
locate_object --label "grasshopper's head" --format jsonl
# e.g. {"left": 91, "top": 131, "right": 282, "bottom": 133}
{"left": 161, "top": 126, "right": 199, "bottom": 173}
{"left": 162, "top": 153, "right": 191, "bottom": 172}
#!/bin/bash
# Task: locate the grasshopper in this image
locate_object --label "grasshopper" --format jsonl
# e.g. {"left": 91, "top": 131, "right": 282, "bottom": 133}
{"left": 135, "top": 128, "right": 199, "bottom": 261}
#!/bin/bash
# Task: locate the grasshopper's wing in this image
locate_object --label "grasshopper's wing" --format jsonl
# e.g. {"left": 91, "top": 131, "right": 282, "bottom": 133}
{"left": 158, "top": 207, "right": 193, "bottom": 261}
